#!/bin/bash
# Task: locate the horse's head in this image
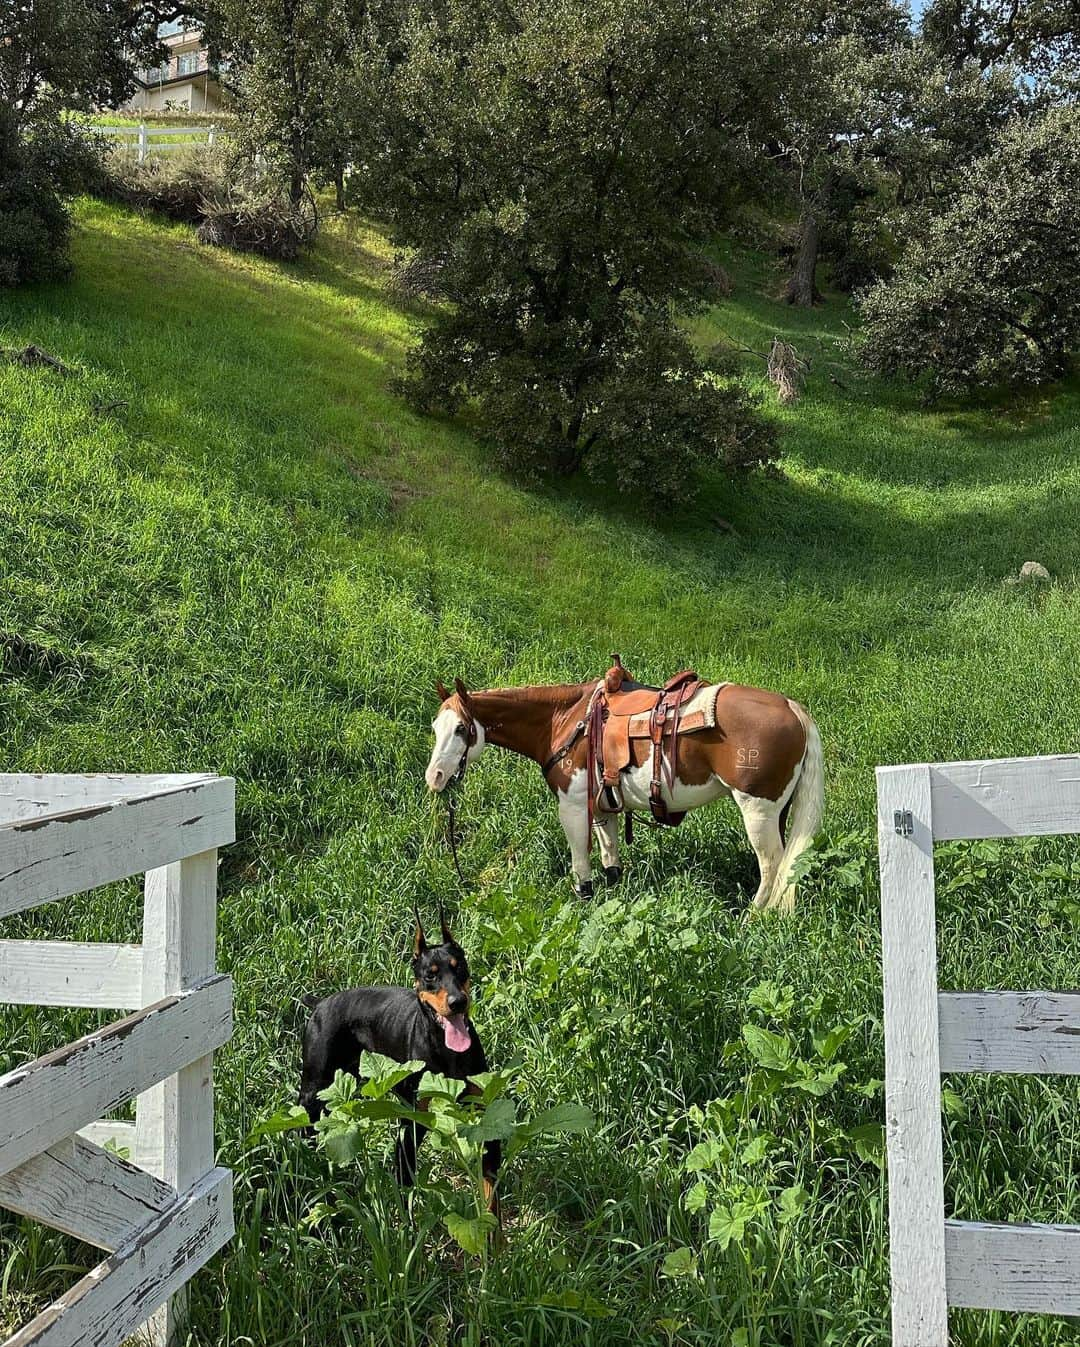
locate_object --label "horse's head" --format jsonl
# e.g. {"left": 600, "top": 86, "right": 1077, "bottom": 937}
{"left": 426, "top": 677, "right": 487, "bottom": 791}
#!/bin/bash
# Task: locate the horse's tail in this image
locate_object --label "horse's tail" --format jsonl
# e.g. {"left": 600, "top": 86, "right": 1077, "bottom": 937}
{"left": 766, "top": 701, "right": 824, "bottom": 914}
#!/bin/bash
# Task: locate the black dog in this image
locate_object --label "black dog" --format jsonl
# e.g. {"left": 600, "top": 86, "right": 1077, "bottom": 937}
{"left": 298, "top": 906, "right": 500, "bottom": 1204}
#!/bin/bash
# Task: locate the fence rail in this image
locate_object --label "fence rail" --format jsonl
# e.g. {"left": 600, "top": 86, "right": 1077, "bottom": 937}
{"left": 878, "top": 752, "right": 1080, "bottom": 1344}
{"left": 0, "top": 773, "right": 235, "bottom": 1347}
{"left": 99, "top": 123, "right": 221, "bottom": 161}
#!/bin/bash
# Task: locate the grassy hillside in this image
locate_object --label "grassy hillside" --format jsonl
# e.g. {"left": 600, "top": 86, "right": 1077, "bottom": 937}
{"left": 2, "top": 199, "right": 1080, "bottom": 1346}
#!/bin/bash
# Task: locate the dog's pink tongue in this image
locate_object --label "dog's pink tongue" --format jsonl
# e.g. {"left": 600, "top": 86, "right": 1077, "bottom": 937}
{"left": 439, "top": 1013, "right": 471, "bottom": 1052}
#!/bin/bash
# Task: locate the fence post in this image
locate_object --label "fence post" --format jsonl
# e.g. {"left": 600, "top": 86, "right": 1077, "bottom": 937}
{"left": 136, "top": 849, "right": 219, "bottom": 1347}
{"left": 208, "top": 125, "right": 217, "bottom": 149}
{"left": 138, "top": 123, "right": 148, "bottom": 164}
{"left": 877, "top": 764, "right": 948, "bottom": 1346}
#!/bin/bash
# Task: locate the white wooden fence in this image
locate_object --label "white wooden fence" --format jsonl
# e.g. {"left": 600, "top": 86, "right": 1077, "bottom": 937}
{"left": 0, "top": 773, "right": 236, "bottom": 1347}
{"left": 100, "top": 124, "right": 220, "bottom": 162}
{"left": 878, "top": 754, "right": 1080, "bottom": 1344}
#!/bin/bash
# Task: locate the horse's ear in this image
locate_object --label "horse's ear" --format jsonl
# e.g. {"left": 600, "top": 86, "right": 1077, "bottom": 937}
{"left": 412, "top": 908, "right": 427, "bottom": 959}
{"left": 454, "top": 677, "right": 472, "bottom": 706}
{"left": 437, "top": 898, "right": 453, "bottom": 945}
{"left": 436, "top": 679, "right": 451, "bottom": 703}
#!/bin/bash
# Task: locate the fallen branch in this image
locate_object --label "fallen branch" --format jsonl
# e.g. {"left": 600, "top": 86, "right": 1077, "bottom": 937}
{"left": 2, "top": 344, "right": 74, "bottom": 375}
{"left": 767, "top": 337, "right": 808, "bottom": 404}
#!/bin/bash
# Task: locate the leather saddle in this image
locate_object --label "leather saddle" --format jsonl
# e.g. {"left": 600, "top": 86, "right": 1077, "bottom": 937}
{"left": 593, "top": 655, "right": 706, "bottom": 825}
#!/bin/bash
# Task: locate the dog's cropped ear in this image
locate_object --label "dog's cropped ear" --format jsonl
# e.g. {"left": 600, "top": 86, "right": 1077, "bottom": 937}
{"left": 436, "top": 679, "right": 451, "bottom": 703}
{"left": 412, "top": 907, "right": 427, "bottom": 959}
{"left": 437, "top": 897, "right": 453, "bottom": 945}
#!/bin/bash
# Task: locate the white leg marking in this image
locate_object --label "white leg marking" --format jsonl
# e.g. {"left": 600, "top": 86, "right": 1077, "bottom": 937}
{"left": 558, "top": 769, "right": 592, "bottom": 887}
{"left": 733, "top": 790, "right": 787, "bottom": 910}
{"left": 593, "top": 813, "right": 620, "bottom": 871}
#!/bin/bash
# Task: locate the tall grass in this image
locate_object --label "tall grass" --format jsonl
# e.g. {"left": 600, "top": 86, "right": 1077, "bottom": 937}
{"left": 1, "top": 200, "right": 1079, "bottom": 1345}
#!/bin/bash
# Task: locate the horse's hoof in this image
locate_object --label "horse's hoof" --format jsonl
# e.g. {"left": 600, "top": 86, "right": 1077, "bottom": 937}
{"left": 603, "top": 866, "right": 623, "bottom": 886}
{"left": 573, "top": 880, "right": 594, "bottom": 900}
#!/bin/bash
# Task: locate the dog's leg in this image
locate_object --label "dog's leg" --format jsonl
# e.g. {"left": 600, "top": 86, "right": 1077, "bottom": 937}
{"left": 558, "top": 770, "right": 593, "bottom": 898}
{"left": 394, "top": 1119, "right": 421, "bottom": 1185}
{"left": 393, "top": 1096, "right": 430, "bottom": 1186}
{"left": 298, "top": 1020, "right": 336, "bottom": 1126}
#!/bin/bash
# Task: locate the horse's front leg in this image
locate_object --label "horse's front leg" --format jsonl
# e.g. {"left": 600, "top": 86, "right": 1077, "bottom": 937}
{"left": 557, "top": 770, "right": 594, "bottom": 898}
{"left": 593, "top": 812, "right": 622, "bottom": 885}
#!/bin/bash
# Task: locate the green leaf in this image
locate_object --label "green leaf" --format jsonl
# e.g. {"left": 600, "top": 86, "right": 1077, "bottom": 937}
{"left": 244, "top": 1104, "right": 310, "bottom": 1145}
{"left": 739, "top": 1133, "right": 771, "bottom": 1165}
{"left": 789, "top": 1062, "right": 846, "bottom": 1096}
{"left": 849, "top": 1121, "right": 885, "bottom": 1168}
{"left": 685, "top": 1138, "right": 722, "bottom": 1172}
{"left": 747, "top": 981, "right": 794, "bottom": 1020}
{"left": 742, "top": 1024, "right": 793, "bottom": 1072}
{"left": 443, "top": 1209, "right": 498, "bottom": 1254}
{"left": 316, "top": 1070, "right": 358, "bottom": 1110}
{"left": 358, "top": 1052, "right": 427, "bottom": 1098}
{"left": 942, "top": 1087, "right": 967, "bottom": 1119}
{"left": 319, "top": 1121, "right": 366, "bottom": 1165}
{"left": 708, "top": 1204, "right": 747, "bottom": 1251}
{"left": 813, "top": 1022, "right": 854, "bottom": 1062}
{"left": 777, "top": 1184, "right": 809, "bottom": 1225}
{"left": 466, "top": 1070, "right": 514, "bottom": 1105}
{"left": 539, "top": 1290, "right": 613, "bottom": 1318}
{"left": 685, "top": 1180, "right": 709, "bottom": 1213}
{"left": 462, "top": 1095, "right": 517, "bottom": 1144}
{"left": 660, "top": 1246, "right": 697, "bottom": 1278}
{"left": 418, "top": 1071, "right": 463, "bottom": 1102}
{"left": 524, "top": 1102, "right": 596, "bottom": 1137}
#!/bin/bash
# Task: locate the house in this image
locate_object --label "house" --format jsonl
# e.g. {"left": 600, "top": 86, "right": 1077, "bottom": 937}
{"left": 124, "top": 21, "right": 229, "bottom": 114}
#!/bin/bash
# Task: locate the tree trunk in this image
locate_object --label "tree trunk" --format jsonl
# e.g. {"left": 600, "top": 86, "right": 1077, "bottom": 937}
{"left": 553, "top": 413, "right": 586, "bottom": 475}
{"left": 783, "top": 203, "right": 822, "bottom": 307}
{"left": 334, "top": 161, "right": 346, "bottom": 212}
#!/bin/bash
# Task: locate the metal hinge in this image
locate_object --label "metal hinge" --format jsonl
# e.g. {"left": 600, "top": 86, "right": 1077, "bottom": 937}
{"left": 894, "top": 809, "right": 913, "bottom": 837}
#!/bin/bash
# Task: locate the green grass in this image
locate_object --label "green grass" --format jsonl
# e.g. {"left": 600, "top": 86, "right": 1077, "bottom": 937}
{"left": 2, "top": 199, "right": 1080, "bottom": 1346}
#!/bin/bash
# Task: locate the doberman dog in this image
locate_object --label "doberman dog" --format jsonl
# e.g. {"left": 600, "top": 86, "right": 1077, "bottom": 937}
{"left": 298, "top": 905, "right": 500, "bottom": 1205}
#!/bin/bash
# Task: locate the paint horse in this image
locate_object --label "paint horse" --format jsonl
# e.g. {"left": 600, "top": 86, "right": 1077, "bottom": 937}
{"left": 425, "top": 660, "right": 823, "bottom": 912}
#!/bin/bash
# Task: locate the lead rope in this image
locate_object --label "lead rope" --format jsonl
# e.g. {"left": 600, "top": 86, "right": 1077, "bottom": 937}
{"left": 446, "top": 788, "right": 467, "bottom": 886}
{"left": 445, "top": 736, "right": 472, "bottom": 887}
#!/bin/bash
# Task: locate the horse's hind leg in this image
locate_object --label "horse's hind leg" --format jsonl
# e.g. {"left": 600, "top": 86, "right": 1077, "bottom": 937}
{"left": 733, "top": 790, "right": 786, "bottom": 911}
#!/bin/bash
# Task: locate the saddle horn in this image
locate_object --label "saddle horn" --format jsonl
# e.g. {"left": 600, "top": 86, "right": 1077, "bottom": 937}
{"left": 605, "top": 653, "right": 629, "bottom": 693}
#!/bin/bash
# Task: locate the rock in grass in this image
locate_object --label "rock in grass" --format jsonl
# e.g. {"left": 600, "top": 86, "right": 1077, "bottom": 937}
{"left": 1004, "top": 561, "right": 1052, "bottom": 586}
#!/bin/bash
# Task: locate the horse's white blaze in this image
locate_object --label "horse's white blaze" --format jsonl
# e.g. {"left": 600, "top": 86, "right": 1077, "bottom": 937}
{"left": 425, "top": 707, "right": 486, "bottom": 792}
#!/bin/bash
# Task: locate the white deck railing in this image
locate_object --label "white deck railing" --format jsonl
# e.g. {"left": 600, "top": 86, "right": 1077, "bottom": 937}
{"left": 0, "top": 773, "right": 235, "bottom": 1347}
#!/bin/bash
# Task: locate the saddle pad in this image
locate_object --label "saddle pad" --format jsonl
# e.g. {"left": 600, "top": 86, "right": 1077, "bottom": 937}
{"left": 626, "top": 682, "right": 728, "bottom": 738}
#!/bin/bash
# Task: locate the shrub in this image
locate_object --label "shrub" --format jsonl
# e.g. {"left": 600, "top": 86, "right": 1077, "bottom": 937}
{"left": 0, "top": 111, "right": 100, "bottom": 287}
{"left": 197, "top": 190, "right": 317, "bottom": 261}
{"left": 101, "top": 149, "right": 317, "bottom": 262}
{"left": 102, "top": 147, "right": 224, "bottom": 225}
{"left": 857, "top": 107, "right": 1080, "bottom": 396}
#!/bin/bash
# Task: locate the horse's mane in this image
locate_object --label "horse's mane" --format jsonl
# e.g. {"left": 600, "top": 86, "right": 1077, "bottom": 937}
{"left": 474, "top": 682, "right": 590, "bottom": 705}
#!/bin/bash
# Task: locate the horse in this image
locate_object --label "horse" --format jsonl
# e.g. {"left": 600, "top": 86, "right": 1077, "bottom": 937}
{"left": 424, "top": 666, "right": 823, "bottom": 913}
